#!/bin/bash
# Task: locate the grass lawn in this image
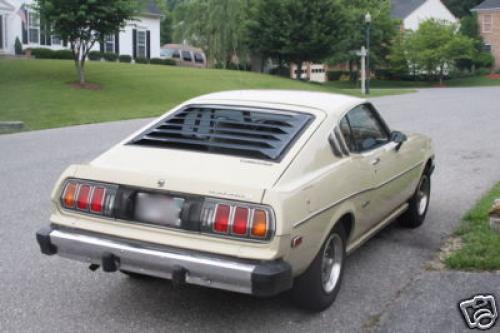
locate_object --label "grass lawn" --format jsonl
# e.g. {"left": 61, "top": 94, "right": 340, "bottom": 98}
{"left": 0, "top": 59, "right": 412, "bottom": 131}
{"left": 445, "top": 182, "right": 500, "bottom": 270}
{"left": 327, "top": 75, "right": 500, "bottom": 90}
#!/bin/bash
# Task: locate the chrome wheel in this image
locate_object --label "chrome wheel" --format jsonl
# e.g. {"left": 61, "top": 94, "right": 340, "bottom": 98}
{"left": 417, "top": 176, "right": 430, "bottom": 216}
{"left": 321, "top": 233, "right": 344, "bottom": 293}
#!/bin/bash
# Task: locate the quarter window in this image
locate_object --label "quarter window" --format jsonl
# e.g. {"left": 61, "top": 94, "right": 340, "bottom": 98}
{"left": 339, "top": 117, "right": 356, "bottom": 152}
{"left": 28, "top": 11, "right": 40, "bottom": 44}
{"left": 344, "top": 105, "right": 390, "bottom": 152}
{"left": 483, "top": 14, "right": 493, "bottom": 33}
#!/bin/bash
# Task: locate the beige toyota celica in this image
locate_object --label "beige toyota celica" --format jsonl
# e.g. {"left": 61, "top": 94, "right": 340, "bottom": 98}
{"left": 36, "top": 90, "right": 434, "bottom": 311}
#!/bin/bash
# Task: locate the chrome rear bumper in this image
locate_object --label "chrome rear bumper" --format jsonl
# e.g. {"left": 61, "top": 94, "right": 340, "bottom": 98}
{"left": 36, "top": 226, "right": 292, "bottom": 297}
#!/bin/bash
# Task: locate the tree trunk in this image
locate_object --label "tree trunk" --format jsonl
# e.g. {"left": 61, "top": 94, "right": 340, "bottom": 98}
{"left": 78, "top": 61, "right": 85, "bottom": 85}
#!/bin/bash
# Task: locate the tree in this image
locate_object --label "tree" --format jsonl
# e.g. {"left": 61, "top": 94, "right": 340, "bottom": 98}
{"left": 442, "top": 0, "right": 483, "bottom": 18}
{"left": 247, "top": 0, "right": 347, "bottom": 79}
{"left": 160, "top": 9, "right": 174, "bottom": 45}
{"left": 35, "top": 0, "right": 138, "bottom": 84}
{"left": 410, "top": 19, "right": 475, "bottom": 83}
{"left": 172, "top": 0, "right": 251, "bottom": 67}
{"left": 327, "top": 0, "right": 397, "bottom": 80}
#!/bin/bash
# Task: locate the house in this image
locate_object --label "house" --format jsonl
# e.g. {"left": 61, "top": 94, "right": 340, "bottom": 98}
{"left": 391, "top": 0, "right": 457, "bottom": 31}
{"left": 290, "top": 63, "right": 327, "bottom": 83}
{"left": 472, "top": 0, "right": 500, "bottom": 68}
{"left": 289, "top": 0, "right": 458, "bottom": 81}
{"left": 0, "top": 0, "right": 161, "bottom": 59}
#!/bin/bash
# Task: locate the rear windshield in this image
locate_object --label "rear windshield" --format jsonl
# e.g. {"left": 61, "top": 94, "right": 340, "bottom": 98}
{"left": 129, "top": 106, "right": 313, "bottom": 161}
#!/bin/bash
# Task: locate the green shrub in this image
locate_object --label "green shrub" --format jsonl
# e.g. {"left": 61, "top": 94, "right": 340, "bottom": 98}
{"left": 119, "top": 55, "right": 132, "bottom": 63}
{"left": 135, "top": 57, "right": 149, "bottom": 64}
{"left": 327, "top": 71, "right": 350, "bottom": 81}
{"left": 149, "top": 58, "right": 164, "bottom": 65}
{"left": 476, "top": 68, "right": 492, "bottom": 76}
{"left": 102, "top": 52, "right": 118, "bottom": 62}
{"left": 474, "top": 52, "right": 494, "bottom": 69}
{"left": 270, "top": 66, "right": 290, "bottom": 78}
{"left": 149, "top": 58, "right": 177, "bottom": 66}
{"left": 53, "top": 49, "right": 73, "bottom": 60}
{"left": 15, "top": 37, "right": 23, "bottom": 55}
{"left": 163, "top": 58, "right": 177, "bottom": 66}
{"left": 495, "top": 68, "right": 500, "bottom": 75}
{"left": 374, "top": 69, "right": 395, "bottom": 80}
{"left": 88, "top": 51, "right": 103, "bottom": 61}
{"left": 30, "top": 48, "right": 55, "bottom": 59}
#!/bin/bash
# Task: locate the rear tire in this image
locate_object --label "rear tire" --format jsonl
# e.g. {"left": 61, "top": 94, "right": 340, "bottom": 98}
{"left": 399, "top": 172, "right": 431, "bottom": 228}
{"left": 292, "top": 223, "right": 346, "bottom": 312}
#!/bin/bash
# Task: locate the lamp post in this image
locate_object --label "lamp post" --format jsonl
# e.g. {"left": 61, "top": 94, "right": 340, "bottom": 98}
{"left": 365, "top": 12, "right": 372, "bottom": 95}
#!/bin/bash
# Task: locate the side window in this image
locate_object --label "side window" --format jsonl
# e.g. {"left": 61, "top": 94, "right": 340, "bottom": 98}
{"left": 172, "top": 50, "right": 180, "bottom": 59}
{"left": 182, "top": 50, "right": 193, "bottom": 62}
{"left": 194, "top": 52, "right": 204, "bottom": 64}
{"left": 339, "top": 117, "right": 356, "bottom": 152}
{"left": 345, "top": 105, "right": 390, "bottom": 152}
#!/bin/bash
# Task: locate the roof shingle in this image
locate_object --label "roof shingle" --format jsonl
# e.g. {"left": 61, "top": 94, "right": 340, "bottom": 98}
{"left": 142, "top": 0, "right": 161, "bottom": 16}
{"left": 472, "top": 0, "right": 500, "bottom": 11}
{"left": 391, "top": 0, "right": 427, "bottom": 19}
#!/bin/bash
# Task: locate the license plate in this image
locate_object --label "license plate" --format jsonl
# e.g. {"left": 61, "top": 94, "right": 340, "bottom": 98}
{"left": 134, "top": 192, "right": 185, "bottom": 227}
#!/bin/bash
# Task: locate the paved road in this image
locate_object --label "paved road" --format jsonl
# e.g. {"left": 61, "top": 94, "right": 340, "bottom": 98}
{"left": 0, "top": 87, "right": 499, "bottom": 333}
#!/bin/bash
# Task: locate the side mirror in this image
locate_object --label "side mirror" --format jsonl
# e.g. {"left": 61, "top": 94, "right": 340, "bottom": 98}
{"left": 390, "top": 131, "right": 407, "bottom": 151}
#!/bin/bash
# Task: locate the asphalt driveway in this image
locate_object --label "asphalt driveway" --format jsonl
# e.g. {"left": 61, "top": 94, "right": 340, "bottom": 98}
{"left": 0, "top": 87, "right": 499, "bottom": 332}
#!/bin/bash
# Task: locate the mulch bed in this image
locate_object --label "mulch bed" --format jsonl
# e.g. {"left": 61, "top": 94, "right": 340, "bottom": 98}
{"left": 486, "top": 74, "right": 500, "bottom": 79}
{"left": 67, "top": 82, "right": 103, "bottom": 90}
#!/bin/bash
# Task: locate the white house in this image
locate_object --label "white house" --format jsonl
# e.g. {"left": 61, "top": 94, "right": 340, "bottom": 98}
{"left": 0, "top": 0, "right": 161, "bottom": 59}
{"left": 391, "top": 0, "right": 458, "bottom": 31}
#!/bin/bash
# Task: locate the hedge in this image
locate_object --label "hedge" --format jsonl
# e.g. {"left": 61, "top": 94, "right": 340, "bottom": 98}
{"left": 119, "top": 55, "right": 132, "bottom": 63}
{"left": 30, "top": 48, "right": 55, "bottom": 59}
{"left": 135, "top": 57, "right": 148, "bottom": 64}
{"left": 102, "top": 52, "right": 118, "bottom": 62}
{"left": 327, "top": 71, "right": 351, "bottom": 81}
{"left": 53, "top": 50, "right": 73, "bottom": 60}
{"left": 88, "top": 51, "right": 102, "bottom": 61}
{"left": 149, "top": 58, "right": 177, "bottom": 66}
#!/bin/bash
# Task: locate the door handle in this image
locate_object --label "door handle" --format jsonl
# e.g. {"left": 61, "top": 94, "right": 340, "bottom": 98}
{"left": 371, "top": 157, "right": 381, "bottom": 166}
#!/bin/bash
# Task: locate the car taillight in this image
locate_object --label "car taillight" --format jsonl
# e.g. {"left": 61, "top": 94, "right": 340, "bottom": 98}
{"left": 60, "top": 180, "right": 117, "bottom": 217}
{"left": 213, "top": 204, "right": 230, "bottom": 233}
{"left": 202, "top": 200, "right": 274, "bottom": 241}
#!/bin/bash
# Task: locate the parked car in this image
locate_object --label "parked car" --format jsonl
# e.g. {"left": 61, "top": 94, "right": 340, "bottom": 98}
{"left": 36, "top": 90, "right": 434, "bottom": 311}
{"left": 160, "top": 43, "right": 207, "bottom": 68}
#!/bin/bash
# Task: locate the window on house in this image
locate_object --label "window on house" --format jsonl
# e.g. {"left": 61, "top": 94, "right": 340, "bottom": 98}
{"left": 51, "top": 35, "right": 61, "bottom": 45}
{"left": 182, "top": 50, "right": 192, "bottom": 62}
{"left": 194, "top": 52, "right": 204, "bottom": 64}
{"left": 104, "top": 34, "right": 115, "bottom": 53}
{"left": 484, "top": 44, "right": 492, "bottom": 52}
{"left": 172, "top": 50, "right": 180, "bottom": 58}
{"left": 136, "top": 30, "right": 146, "bottom": 58}
{"left": 483, "top": 14, "right": 493, "bottom": 33}
{"left": 28, "top": 11, "right": 40, "bottom": 44}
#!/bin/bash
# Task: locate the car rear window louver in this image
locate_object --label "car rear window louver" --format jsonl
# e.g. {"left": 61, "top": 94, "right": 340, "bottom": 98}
{"left": 129, "top": 106, "right": 313, "bottom": 161}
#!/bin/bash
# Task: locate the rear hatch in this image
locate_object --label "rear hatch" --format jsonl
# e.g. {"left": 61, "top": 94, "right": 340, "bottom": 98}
{"left": 87, "top": 104, "right": 322, "bottom": 203}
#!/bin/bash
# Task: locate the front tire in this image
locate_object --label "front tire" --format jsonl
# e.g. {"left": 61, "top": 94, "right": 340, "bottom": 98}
{"left": 400, "top": 172, "right": 431, "bottom": 228}
{"left": 292, "top": 224, "right": 346, "bottom": 311}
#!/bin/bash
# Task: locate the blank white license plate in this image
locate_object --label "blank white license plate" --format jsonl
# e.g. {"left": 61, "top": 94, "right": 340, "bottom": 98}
{"left": 134, "top": 192, "right": 185, "bottom": 227}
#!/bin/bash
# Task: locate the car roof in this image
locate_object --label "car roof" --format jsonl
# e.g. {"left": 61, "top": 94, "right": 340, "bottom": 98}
{"left": 187, "top": 90, "right": 365, "bottom": 118}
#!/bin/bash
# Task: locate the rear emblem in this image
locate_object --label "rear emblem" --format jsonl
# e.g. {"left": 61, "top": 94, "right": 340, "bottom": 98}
{"left": 157, "top": 179, "right": 165, "bottom": 188}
